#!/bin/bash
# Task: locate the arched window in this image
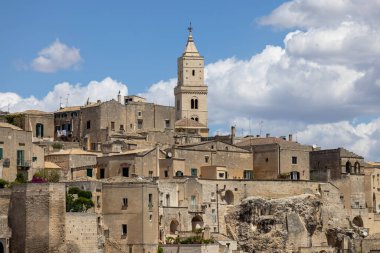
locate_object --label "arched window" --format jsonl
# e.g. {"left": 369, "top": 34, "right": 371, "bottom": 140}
{"left": 191, "top": 97, "right": 198, "bottom": 109}
{"left": 191, "top": 215, "right": 204, "bottom": 231}
{"left": 36, "top": 123, "right": 44, "bottom": 138}
{"left": 354, "top": 162, "right": 360, "bottom": 174}
{"left": 175, "top": 171, "right": 183, "bottom": 177}
{"left": 225, "top": 190, "right": 234, "bottom": 205}
{"left": 346, "top": 161, "right": 352, "bottom": 174}
{"left": 170, "top": 220, "right": 179, "bottom": 234}
{"left": 192, "top": 70, "right": 195, "bottom": 76}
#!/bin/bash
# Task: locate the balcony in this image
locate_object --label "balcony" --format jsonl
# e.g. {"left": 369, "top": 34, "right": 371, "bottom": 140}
{"left": 188, "top": 204, "right": 206, "bottom": 214}
{"left": 17, "top": 160, "right": 31, "bottom": 169}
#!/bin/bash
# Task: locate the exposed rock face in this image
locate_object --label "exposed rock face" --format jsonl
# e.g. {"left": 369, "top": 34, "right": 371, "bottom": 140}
{"left": 225, "top": 194, "right": 362, "bottom": 252}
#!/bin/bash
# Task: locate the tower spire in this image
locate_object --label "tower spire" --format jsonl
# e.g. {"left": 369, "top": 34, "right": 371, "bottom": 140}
{"left": 183, "top": 22, "right": 199, "bottom": 56}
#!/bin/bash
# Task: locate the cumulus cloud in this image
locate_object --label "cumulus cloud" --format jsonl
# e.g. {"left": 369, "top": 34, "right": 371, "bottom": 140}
{"left": 0, "top": 77, "right": 127, "bottom": 112}
{"left": 31, "top": 40, "right": 82, "bottom": 73}
{"left": 139, "top": 0, "right": 380, "bottom": 161}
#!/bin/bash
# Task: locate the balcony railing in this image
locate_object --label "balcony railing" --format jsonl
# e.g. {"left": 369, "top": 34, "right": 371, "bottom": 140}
{"left": 17, "top": 160, "right": 31, "bottom": 169}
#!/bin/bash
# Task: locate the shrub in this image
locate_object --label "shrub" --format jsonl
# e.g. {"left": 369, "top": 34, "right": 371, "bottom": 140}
{"left": 0, "top": 179, "right": 9, "bottom": 188}
{"left": 32, "top": 169, "right": 60, "bottom": 183}
{"left": 68, "top": 187, "right": 81, "bottom": 195}
{"left": 31, "top": 176, "right": 47, "bottom": 183}
{"left": 78, "top": 190, "right": 92, "bottom": 199}
{"left": 15, "top": 173, "right": 27, "bottom": 184}
{"left": 52, "top": 142, "right": 63, "bottom": 149}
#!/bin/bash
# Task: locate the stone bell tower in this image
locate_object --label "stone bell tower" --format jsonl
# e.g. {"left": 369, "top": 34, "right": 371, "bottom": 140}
{"left": 174, "top": 24, "right": 208, "bottom": 132}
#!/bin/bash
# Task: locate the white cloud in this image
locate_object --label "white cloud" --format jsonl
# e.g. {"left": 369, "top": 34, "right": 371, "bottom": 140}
{"left": 0, "top": 77, "right": 127, "bottom": 112}
{"left": 31, "top": 39, "right": 82, "bottom": 73}
{"left": 139, "top": 0, "right": 380, "bottom": 161}
{"left": 138, "top": 79, "right": 176, "bottom": 106}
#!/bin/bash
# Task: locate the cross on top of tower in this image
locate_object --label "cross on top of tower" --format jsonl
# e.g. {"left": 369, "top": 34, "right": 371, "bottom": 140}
{"left": 188, "top": 22, "right": 193, "bottom": 34}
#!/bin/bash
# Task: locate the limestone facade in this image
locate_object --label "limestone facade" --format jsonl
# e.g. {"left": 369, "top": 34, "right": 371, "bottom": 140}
{"left": 310, "top": 148, "right": 365, "bottom": 181}
{"left": 0, "top": 123, "right": 45, "bottom": 181}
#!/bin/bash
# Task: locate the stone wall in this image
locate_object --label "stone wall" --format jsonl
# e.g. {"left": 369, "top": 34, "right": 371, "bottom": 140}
{"left": 9, "top": 183, "right": 66, "bottom": 253}
{"left": 65, "top": 212, "right": 101, "bottom": 253}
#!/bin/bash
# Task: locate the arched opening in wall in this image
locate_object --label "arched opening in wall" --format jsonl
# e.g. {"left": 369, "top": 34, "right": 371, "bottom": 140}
{"left": 191, "top": 97, "right": 198, "bottom": 109}
{"left": 225, "top": 190, "right": 234, "bottom": 205}
{"left": 346, "top": 161, "right": 352, "bottom": 174}
{"left": 170, "top": 219, "right": 179, "bottom": 234}
{"left": 36, "top": 123, "right": 44, "bottom": 138}
{"left": 352, "top": 216, "right": 364, "bottom": 227}
{"left": 354, "top": 162, "right": 361, "bottom": 174}
{"left": 191, "top": 116, "right": 199, "bottom": 122}
{"left": 175, "top": 171, "right": 183, "bottom": 177}
{"left": 191, "top": 215, "right": 204, "bottom": 231}
{"left": 0, "top": 241, "right": 3, "bottom": 253}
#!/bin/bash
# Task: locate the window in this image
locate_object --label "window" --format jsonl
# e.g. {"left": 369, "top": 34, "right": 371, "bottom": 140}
{"left": 138, "top": 111, "right": 142, "bottom": 117}
{"left": 87, "top": 168, "right": 93, "bottom": 177}
{"left": 243, "top": 170, "right": 253, "bottom": 180}
{"left": 212, "top": 209, "right": 216, "bottom": 223}
{"left": 123, "top": 198, "right": 128, "bottom": 207}
{"left": 205, "top": 156, "right": 209, "bottom": 163}
{"left": 100, "top": 168, "right": 105, "bottom": 179}
{"left": 148, "top": 193, "right": 153, "bottom": 207}
{"left": 16, "top": 150, "right": 25, "bottom": 166}
{"left": 218, "top": 172, "right": 225, "bottom": 179}
{"left": 149, "top": 170, "right": 153, "bottom": 178}
{"left": 122, "top": 224, "right": 127, "bottom": 235}
{"left": 164, "top": 170, "right": 169, "bottom": 178}
{"left": 191, "top": 168, "right": 198, "bottom": 177}
{"left": 137, "top": 119, "right": 143, "bottom": 129}
{"left": 36, "top": 123, "right": 44, "bottom": 138}
{"left": 177, "top": 100, "right": 180, "bottom": 111}
{"left": 191, "top": 98, "right": 198, "bottom": 109}
{"left": 0, "top": 148, "right": 3, "bottom": 160}
{"left": 122, "top": 167, "right": 129, "bottom": 177}
{"left": 191, "top": 116, "right": 199, "bottom": 122}
{"left": 175, "top": 171, "right": 183, "bottom": 177}
{"left": 67, "top": 123, "right": 71, "bottom": 132}
{"left": 86, "top": 120, "right": 91, "bottom": 129}
{"left": 165, "top": 119, "right": 170, "bottom": 128}
{"left": 111, "top": 122, "right": 115, "bottom": 130}
{"left": 166, "top": 194, "right": 170, "bottom": 206}
{"left": 292, "top": 156, "right": 297, "bottom": 164}
{"left": 192, "top": 69, "right": 195, "bottom": 76}
{"left": 120, "top": 124, "right": 124, "bottom": 131}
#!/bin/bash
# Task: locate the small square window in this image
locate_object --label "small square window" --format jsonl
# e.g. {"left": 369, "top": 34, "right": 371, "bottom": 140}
{"left": 138, "top": 111, "right": 142, "bottom": 117}
{"left": 87, "top": 168, "right": 93, "bottom": 177}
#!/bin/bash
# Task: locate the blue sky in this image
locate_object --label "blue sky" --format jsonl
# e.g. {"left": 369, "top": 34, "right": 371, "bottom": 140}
{"left": 0, "top": 0, "right": 287, "bottom": 97}
{"left": 2, "top": 0, "right": 380, "bottom": 161}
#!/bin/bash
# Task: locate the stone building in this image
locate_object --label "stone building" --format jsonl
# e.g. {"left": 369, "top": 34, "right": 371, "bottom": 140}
{"left": 236, "top": 135, "right": 313, "bottom": 180}
{"left": 310, "top": 148, "right": 365, "bottom": 181}
{"left": 9, "top": 183, "right": 66, "bottom": 253}
{"left": 364, "top": 162, "right": 380, "bottom": 213}
{"left": 45, "top": 148, "right": 98, "bottom": 180}
{"left": 97, "top": 147, "right": 166, "bottom": 179}
{"left": 3, "top": 110, "right": 54, "bottom": 141}
{"left": 102, "top": 178, "right": 159, "bottom": 253}
{"left": 54, "top": 106, "right": 81, "bottom": 142}
{"left": 0, "top": 122, "right": 45, "bottom": 181}
{"left": 174, "top": 27, "right": 209, "bottom": 137}
{"left": 164, "top": 140, "right": 253, "bottom": 179}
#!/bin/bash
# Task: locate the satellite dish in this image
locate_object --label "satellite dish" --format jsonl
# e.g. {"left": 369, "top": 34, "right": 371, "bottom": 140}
{"left": 167, "top": 152, "right": 172, "bottom": 158}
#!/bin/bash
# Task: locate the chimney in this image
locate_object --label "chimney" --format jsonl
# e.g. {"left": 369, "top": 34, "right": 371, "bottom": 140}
{"left": 117, "top": 90, "right": 121, "bottom": 103}
{"left": 289, "top": 134, "right": 293, "bottom": 142}
{"left": 231, "top": 126, "right": 236, "bottom": 144}
{"left": 266, "top": 133, "right": 270, "bottom": 138}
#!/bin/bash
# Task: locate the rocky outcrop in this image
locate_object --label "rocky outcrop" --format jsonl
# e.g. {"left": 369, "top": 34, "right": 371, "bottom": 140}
{"left": 225, "top": 193, "right": 365, "bottom": 252}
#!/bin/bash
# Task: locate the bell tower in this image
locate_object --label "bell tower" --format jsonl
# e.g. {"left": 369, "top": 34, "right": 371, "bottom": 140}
{"left": 174, "top": 24, "right": 208, "bottom": 134}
